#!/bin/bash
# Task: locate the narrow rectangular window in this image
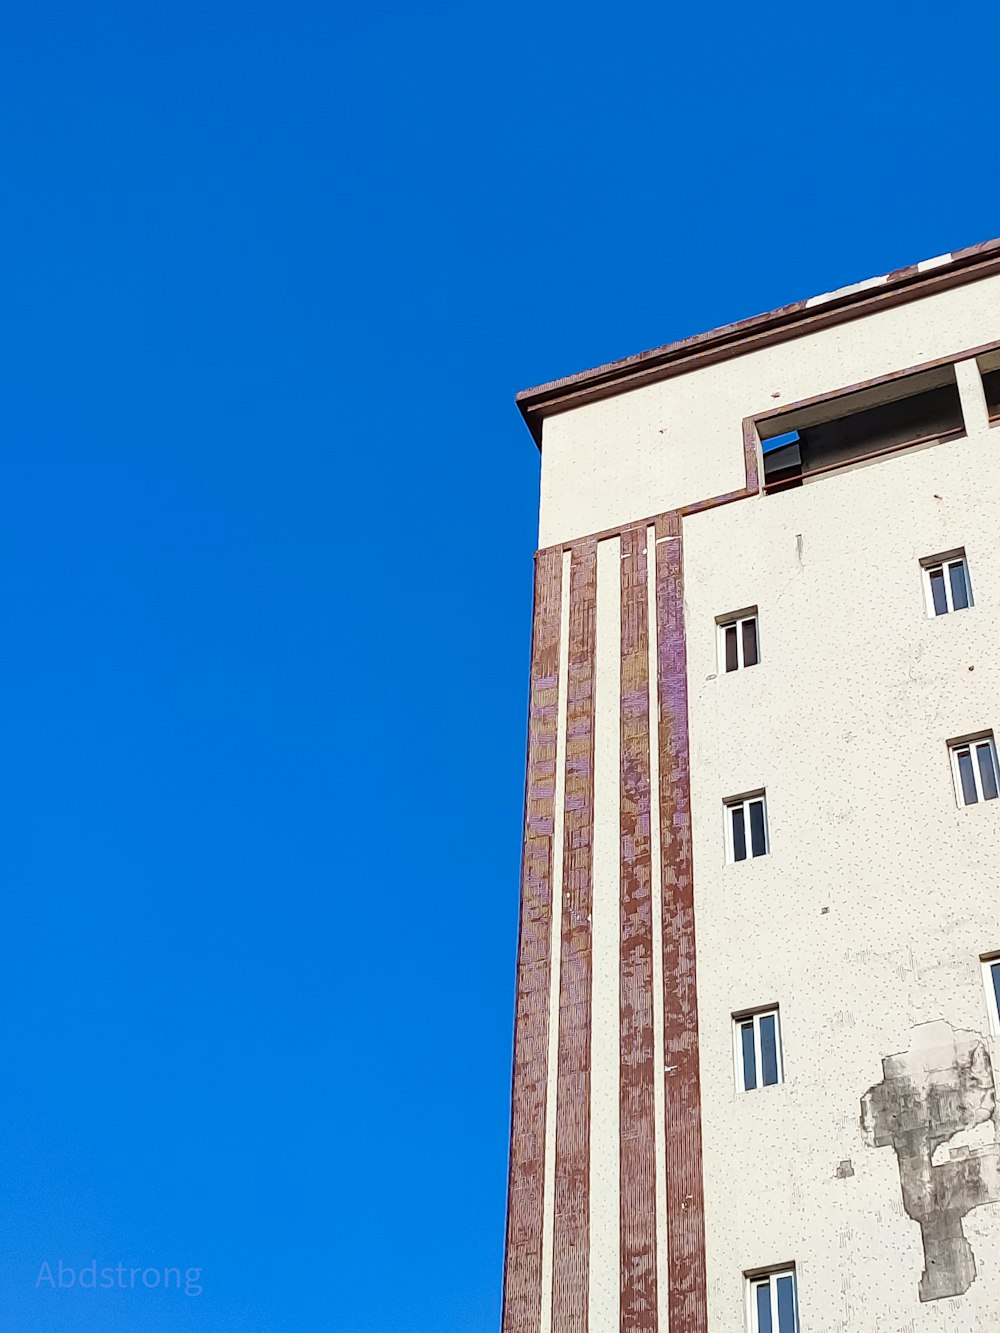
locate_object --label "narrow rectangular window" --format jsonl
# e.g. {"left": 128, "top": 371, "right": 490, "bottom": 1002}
{"left": 734, "top": 1007, "right": 783, "bottom": 1091}
{"left": 725, "top": 623, "right": 739, "bottom": 673}
{"left": 726, "top": 792, "right": 768, "bottom": 861}
{"left": 740, "top": 1021, "right": 757, "bottom": 1091}
{"left": 950, "top": 734, "right": 999, "bottom": 807}
{"left": 748, "top": 1269, "right": 798, "bottom": 1333}
{"left": 717, "top": 609, "right": 760, "bottom": 672}
{"left": 983, "top": 956, "right": 1000, "bottom": 1036}
{"left": 950, "top": 560, "right": 971, "bottom": 611}
{"left": 922, "top": 550, "right": 973, "bottom": 616}
{"left": 732, "top": 804, "right": 747, "bottom": 862}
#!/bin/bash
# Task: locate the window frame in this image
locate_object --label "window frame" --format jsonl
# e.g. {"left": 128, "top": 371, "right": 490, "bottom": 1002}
{"left": 717, "top": 608, "right": 760, "bottom": 673}
{"left": 733, "top": 1007, "right": 784, "bottom": 1093}
{"left": 725, "top": 791, "right": 769, "bottom": 863}
{"left": 981, "top": 955, "right": 1000, "bottom": 1036}
{"left": 746, "top": 1267, "right": 799, "bottom": 1333}
{"left": 921, "top": 550, "right": 973, "bottom": 617}
{"left": 949, "top": 733, "right": 999, "bottom": 807}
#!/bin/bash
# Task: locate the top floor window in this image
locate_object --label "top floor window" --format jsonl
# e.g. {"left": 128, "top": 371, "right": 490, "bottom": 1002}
{"left": 760, "top": 364, "right": 964, "bottom": 494}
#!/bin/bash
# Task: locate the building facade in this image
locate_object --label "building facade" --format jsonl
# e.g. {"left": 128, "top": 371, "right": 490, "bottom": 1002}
{"left": 502, "top": 240, "right": 1000, "bottom": 1333}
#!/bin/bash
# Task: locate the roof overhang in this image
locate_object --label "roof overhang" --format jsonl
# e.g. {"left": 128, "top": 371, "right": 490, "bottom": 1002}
{"left": 516, "top": 238, "right": 1000, "bottom": 448}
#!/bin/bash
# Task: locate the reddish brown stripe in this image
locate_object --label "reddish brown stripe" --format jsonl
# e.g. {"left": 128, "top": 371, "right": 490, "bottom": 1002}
{"left": 502, "top": 547, "right": 564, "bottom": 1333}
{"left": 619, "top": 526, "right": 658, "bottom": 1332}
{"left": 742, "top": 416, "right": 760, "bottom": 495}
{"left": 551, "top": 538, "right": 598, "bottom": 1333}
{"left": 654, "top": 512, "right": 709, "bottom": 1333}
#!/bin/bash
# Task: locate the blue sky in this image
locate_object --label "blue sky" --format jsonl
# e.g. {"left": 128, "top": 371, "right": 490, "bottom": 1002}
{"left": 0, "top": 2, "right": 998, "bottom": 1329}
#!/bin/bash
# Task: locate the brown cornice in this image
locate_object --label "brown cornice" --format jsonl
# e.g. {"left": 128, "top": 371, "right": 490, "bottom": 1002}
{"left": 516, "top": 238, "right": 1000, "bottom": 448}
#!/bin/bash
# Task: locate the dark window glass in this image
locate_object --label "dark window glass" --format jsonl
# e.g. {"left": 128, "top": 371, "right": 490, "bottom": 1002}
{"left": 929, "top": 567, "right": 948, "bottom": 616}
{"left": 983, "top": 366, "right": 1000, "bottom": 419}
{"left": 756, "top": 1281, "right": 773, "bottom": 1333}
{"left": 977, "top": 744, "right": 998, "bottom": 801}
{"left": 725, "top": 623, "right": 738, "bottom": 672}
{"left": 949, "top": 560, "right": 970, "bottom": 611}
{"left": 958, "top": 749, "right": 978, "bottom": 805}
{"left": 742, "top": 617, "right": 759, "bottom": 667}
{"left": 750, "top": 800, "right": 767, "bottom": 857}
{"left": 732, "top": 806, "right": 747, "bottom": 861}
{"left": 776, "top": 1276, "right": 796, "bottom": 1333}
{"left": 992, "top": 963, "right": 1000, "bottom": 1022}
{"left": 741, "top": 1022, "right": 757, "bottom": 1091}
{"left": 760, "top": 1013, "right": 779, "bottom": 1086}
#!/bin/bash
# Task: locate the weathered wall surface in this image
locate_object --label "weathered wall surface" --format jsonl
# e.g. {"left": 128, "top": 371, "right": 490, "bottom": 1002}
{"left": 685, "top": 407, "right": 1000, "bottom": 1330}
{"left": 505, "top": 266, "right": 1000, "bottom": 1333}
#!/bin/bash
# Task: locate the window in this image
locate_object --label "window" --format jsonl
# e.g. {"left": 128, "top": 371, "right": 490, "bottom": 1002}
{"left": 949, "top": 734, "right": 999, "bottom": 807}
{"left": 760, "top": 363, "right": 964, "bottom": 494}
{"left": 718, "top": 610, "right": 759, "bottom": 672}
{"left": 726, "top": 792, "right": 768, "bottom": 861}
{"left": 981, "top": 955, "right": 1000, "bottom": 1036}
{"left": 748, "top": 1269, "right": 798, "bottom": 1333}
{"left": 922, "top": 551, "right": 973, "bottom": 616}
{"left": 735, "top": 1008, "right": 783, "bottom": 1091}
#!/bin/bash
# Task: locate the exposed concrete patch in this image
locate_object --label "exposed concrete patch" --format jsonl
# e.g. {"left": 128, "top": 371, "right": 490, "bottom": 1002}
{"left": 861, "top": 1020, "right": 1000, "bottom": 1301}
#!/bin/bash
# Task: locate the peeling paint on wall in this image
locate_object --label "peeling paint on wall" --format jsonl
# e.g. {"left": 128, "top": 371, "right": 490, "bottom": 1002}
{"left": 861, "top": 1021, "right": 1000, "bottom": 1301}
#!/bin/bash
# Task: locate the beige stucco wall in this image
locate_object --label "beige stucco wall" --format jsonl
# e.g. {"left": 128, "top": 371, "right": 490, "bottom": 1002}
{"left": 538, "top": 271, "right": 1000, "bottom": 549}
{"left": 685, "top": 418, "right": 1000, "bottom": 1331}
{"left": 532, "top": 272, "right": 1000, "bottom": 1330}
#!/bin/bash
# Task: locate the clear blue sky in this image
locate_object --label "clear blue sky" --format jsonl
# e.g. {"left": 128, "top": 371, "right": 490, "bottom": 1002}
{"left": 0, "top": 2, "right": 997, "bottom": 1330}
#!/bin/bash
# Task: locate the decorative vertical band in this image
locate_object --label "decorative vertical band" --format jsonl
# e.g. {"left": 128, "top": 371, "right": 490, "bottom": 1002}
{"left": 654, "top": 512, "right": 709, "bottom": 1333}
{"left": 503, "top": 547, "right": 564, "bottom": 1333}
{"left": 551, "top": 538, "right": 598, "bottom": 1333}
{"left": 619, "top": 525, "right": 658, "bottom": 1332}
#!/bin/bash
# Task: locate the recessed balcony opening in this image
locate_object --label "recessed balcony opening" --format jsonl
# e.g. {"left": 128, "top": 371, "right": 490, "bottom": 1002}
{"left": 760, "top": 365, "right": 965, "bottom": 495}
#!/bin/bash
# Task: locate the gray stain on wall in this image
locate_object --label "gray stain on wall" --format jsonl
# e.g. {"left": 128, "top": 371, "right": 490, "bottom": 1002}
{"left": 861, "top": 1020, "right": 1000, "bottom": 1300}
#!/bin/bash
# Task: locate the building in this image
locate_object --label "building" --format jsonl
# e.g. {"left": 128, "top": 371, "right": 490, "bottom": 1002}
{"left": 502, "top": 239, "right": 1000, "bottom": 1333}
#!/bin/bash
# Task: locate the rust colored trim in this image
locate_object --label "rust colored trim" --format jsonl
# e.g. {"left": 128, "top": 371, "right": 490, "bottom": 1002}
{"left": 742, "top": 414, "right": 760, "bottom": 496}
{"left": 502, "top": 547, "right": 564, "bottom": 1333}
{"left": 509, "top": 437, "right": 762, "bottom": 1327}
{"left": 750, "top": 336, "right": 1000, "bottom": 431}
{"left": 551, "top": 539, "right": 598, "bottom": 1333}
{"left": 517, "top": 242, "right": 1000, "bottom": 444}
{"left": 619, "top": 525, "right": 658, "bottom": 1332}
{"left": 677, "top": 486, "right": 755, "bottom": 519}
{"left": 653, "top": 512, "right": 709, "bottom": 1333}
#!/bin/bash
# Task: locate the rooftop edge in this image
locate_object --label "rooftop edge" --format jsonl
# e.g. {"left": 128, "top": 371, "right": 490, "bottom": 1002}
{"left": 516, "top": 238, "right": 1000, "bottom": 448}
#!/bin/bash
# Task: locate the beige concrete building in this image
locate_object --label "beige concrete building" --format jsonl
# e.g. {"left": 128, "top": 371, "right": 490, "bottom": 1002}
{"left": 502, "top": 240, "right": 1000, "bottom": 1333}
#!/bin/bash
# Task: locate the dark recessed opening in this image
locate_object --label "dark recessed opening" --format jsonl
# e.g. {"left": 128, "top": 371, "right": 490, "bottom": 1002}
{"left": 760, "top": 369, "right": 964, "bottom": 495}
{"left": 982, "top": 368, "right": 1000, "bottom": 422}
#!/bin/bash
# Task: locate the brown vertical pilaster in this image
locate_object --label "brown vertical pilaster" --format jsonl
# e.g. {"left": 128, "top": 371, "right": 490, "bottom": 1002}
{"left": 619, "top": 525, "right": 658, "bottom": 1332}
{"left": 502, "top": 547, "right": 564, "bottom": 1333}
{"left": 654, "top": 512, "right": 709, "bottom": 1333}
{"left": 551, "top": 538, "right": 598, "bottom": 1333}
